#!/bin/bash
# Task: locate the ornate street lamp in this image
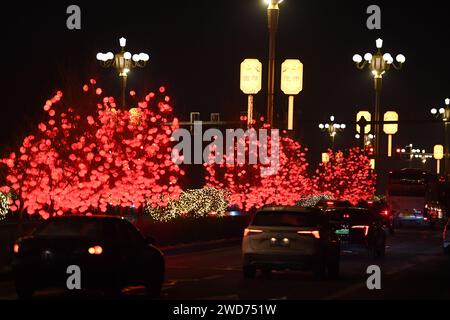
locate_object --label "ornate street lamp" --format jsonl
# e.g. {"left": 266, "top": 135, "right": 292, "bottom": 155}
{"left": 264, "top": 0, "right": 284, "bottom": 127}
{"left": 319, "top": 115, "right": 346, "bottom": 150}
{"left": 97, "top": 37, "right": 149, "bottom": 109}
{"left": 352, "top": 38, "right": 405, "bottom": 165}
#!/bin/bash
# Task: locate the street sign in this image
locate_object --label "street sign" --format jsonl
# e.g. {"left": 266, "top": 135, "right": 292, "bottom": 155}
{"left": 383, "top": 111, "right": 399, "bottom": 134}
{"left": 434, "top": 145, "right": 444, "bottom": 160}
{"left": 356, "top": 111, "right": 371, "bottom": 134}
{"left": 240, "top": 59, "right": 262, "bottom": 95}
{"left": 281, "top": 59, "right": 303, "bottom": 95}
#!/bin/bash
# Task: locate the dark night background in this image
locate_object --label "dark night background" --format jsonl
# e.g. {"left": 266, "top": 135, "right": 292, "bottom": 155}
{"left": 1, "top": 0, "right": 449, "bottom": 176}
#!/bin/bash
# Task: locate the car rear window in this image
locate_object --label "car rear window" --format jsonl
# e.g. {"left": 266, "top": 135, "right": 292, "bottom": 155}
{"left": 252, "top": 211, "right": 321, "bottom": 227}
{"left": 326, "top": 209, "right": 372, "bottom": 224}
{"left": 34, "top": 219, "right": 106, "bottom": 239}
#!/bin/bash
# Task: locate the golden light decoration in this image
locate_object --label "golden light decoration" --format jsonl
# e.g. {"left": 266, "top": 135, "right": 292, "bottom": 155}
{"left": 144, "top": 188, "right": 230, "bottom": 221}
{"left": 129, "top": 107, "right": 142, "bottom": 125}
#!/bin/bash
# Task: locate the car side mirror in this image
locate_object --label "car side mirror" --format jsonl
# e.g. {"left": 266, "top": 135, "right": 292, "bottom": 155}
{"left": 145, "top": 236, "right": 156, "bottom": 245}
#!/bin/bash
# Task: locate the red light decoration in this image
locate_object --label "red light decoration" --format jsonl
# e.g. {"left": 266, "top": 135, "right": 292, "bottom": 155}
{"left": 312, "top": 148, "right": 376, "bottom": 205}
{"left": 204, "top": 133, "right": 314, "bottom": 212}
{"left": 83, "top": 85, "right": 89, "bottom": 92}
{"left": 0, "top": 84, "right": 182, "bottom": 219}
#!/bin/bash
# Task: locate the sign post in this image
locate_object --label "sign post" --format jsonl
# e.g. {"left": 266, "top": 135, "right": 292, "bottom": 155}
{"left": 240, "top": 59, "right": 262, "bottom": 127}
{"left": 281, "top": 59, "right": 303, "bottom": 130}
{"left": 383, "top": 111, "right": 399, "bottom": 157}
{"left": 434, "top": 144, "right": 444, "bottom": 175}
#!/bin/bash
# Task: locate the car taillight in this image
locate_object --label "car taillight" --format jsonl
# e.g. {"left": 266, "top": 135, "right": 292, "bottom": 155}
{"left": 352, "top": 225, "right": 369, "bottom": 236}
{"left": 88, "top": 245, "right": 103, "bottom": 255}
{"left": 243, "top": 228, "right": 263, "bottom": 237}
{"left": 382, "top": 210, "right": 389, "bottom": 216}
{"left": 13, "top": 243, "right": 19, "bottom": 254}
{"left": 297, "top": 230, "right": 321, "bottom": 239}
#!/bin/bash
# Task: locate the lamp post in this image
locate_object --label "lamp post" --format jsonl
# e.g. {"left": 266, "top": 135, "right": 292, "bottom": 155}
{"left": 265, "top": 0, "right": 283, "bottom": 127}
{"left": 352, "top": 39, "right": 405, "bottom": 168}
{"left": 430, "top": 98, "right": 450, "bottom": 176}
{"left": 97, "top": 37, "right": 149, "bottom": 109}
{"left": 319, "top": 116, "right": 346, "bottom": 150}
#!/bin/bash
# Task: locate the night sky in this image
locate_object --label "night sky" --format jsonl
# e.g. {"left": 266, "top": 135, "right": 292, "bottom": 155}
{"left": 1, "top": 0, "right": 449, "bottom": 171}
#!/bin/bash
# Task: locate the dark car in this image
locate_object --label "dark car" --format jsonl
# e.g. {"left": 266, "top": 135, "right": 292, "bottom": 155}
{"left": 242, "top": 206, "right": 340, "bottom": 279}
{"left": 12, "top": 216, "right": 165, "bottom": 299}
{"left": 357, "top": 199, "right": 395, "bottom": 234}
{"left": 323, "top": 207, "right": 386, "bottom": 258}
{"left": 315, "top": 199, "right": 352, "bottom": 210}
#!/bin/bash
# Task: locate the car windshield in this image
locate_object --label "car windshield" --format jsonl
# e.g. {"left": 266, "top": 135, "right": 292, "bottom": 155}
{"left": 252, "top": 211, "right": 321, "bottom": 227}
{"left": 34, "top": 219, "right": 106, "bottom": 239}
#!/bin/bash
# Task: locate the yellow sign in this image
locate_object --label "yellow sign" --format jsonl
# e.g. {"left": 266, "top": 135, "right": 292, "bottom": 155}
{"left": 240, "top": 59, "right": 262, "bottom": 95}
{"left": 434, "top": 145, "right": 444, "bottom": 160}
{"left": 356, "top": 111, "right": 371, "bottom": 134}
{"left": 383, "top": 111, "right": 399, "bottom": 135}
{"left": 281, "top": 59, "right": 303, "bottom": 95}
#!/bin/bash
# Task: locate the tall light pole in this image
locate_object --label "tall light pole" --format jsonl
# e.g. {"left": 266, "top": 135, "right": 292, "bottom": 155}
{"left": 431, "top": 98, "right": 450, "bottom": 176}
{"left": 352, "top": 38, "right": 405, "bottom": 169}
{"left": 319, "top": 116, "right": 346, "bottom": 151}
{"left": 265, "top": 0, "right": 283, "bottom": 127}
{"left": 97, "top": 37, "right": 149, "bottom": 109}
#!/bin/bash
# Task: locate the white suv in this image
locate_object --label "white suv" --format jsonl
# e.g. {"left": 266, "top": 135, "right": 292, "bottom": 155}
{"left": 242, "top": 206, "right": 340, "bottom": 279}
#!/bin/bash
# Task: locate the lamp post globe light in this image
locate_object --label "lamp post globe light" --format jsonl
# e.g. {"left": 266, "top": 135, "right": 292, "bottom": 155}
{"left": 353, "top": 38, "right": 405, "bottom": 174}
{"left": 264, "top": 0, "right": 284, "bottom": 127}
{"left": 430, "top": 98, "right": 450, "bottom": 176}
{"left": 319, "top": 115, "right": 346, "bottom": 151}
{"left": 97, "top": 37, "right": 149, "bottom": 109}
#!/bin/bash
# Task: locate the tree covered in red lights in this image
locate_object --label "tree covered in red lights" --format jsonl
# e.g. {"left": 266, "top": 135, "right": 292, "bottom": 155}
{"left": 204, "top": 129, "right": 313, "bottom": 212}
{"left": 312, "top": 147, "right": 376, "bottom": 204}
{"left": 0, "top": 80, "right": 183, "bottom": 219}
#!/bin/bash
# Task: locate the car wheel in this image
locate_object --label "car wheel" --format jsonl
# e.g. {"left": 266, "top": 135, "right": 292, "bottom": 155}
{"left": 373, "top": 238, "right": 386, "bottom": 259}
{"left": 313, "top": 263, "right": 326, "bottom": 280}
{"left": 243, "top": 265, "right": 256, "bottom": 279}
{"left": 261, "top": 269, "right": 272, "bottom": 278}
{"left": 15, "top": 279, "right": 34, "bottom": 300}
{"left": 145, "top": 260, "right": 165, "bottom": 299}
{"left": 327, "top": 257, "right": 340, "bottom": 280}
{"left": 145, "top": 278, "right": 163, "bottom": 299}
{"left": 444, "top": 246, "right": 450, "bottom": 255}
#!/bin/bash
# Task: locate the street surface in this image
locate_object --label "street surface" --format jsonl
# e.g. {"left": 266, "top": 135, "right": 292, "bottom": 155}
{"left": 0, "top": 226, "right": 449, "bottom": 300}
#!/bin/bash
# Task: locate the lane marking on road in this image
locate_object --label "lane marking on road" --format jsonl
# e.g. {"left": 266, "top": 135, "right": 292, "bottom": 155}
{"left": 323, "top": 255, "right": 442, "bottom": 300}
{"left": 198, "top": 294, "right": 239, "bottom": 300}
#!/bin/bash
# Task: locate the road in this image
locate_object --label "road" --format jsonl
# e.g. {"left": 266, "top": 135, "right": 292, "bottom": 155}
{"left": 0, "top": 226, "right": 449, "bottom": 300}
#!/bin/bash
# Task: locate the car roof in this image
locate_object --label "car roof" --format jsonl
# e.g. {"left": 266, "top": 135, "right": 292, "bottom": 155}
{"left": 324, "top": 207, "right": 370, "bottom": 213}
{"left": 258, "top": 206, "right": 321, "bottom": 213}
{"left": 45, "top": 215, "right": 126, "bottom": 221}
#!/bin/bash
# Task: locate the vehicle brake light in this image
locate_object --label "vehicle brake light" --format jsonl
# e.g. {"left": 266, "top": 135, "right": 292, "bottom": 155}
{"left": 352, "top": 225, "right": 369, "bottom": 236}
{"left": 244, "top": 228, "right": 263, "bottom": 237}
{"left": 297, "top": 230, "right": 320, "bottom": 239}
{"left": 88, "top": 245, "right": 103, "bottom": 255}
{"left": 13, "top": 244, "right": 19, "bottom": 254}
{"left": 382, "top": 210, "right": 389, "bottom": 216}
